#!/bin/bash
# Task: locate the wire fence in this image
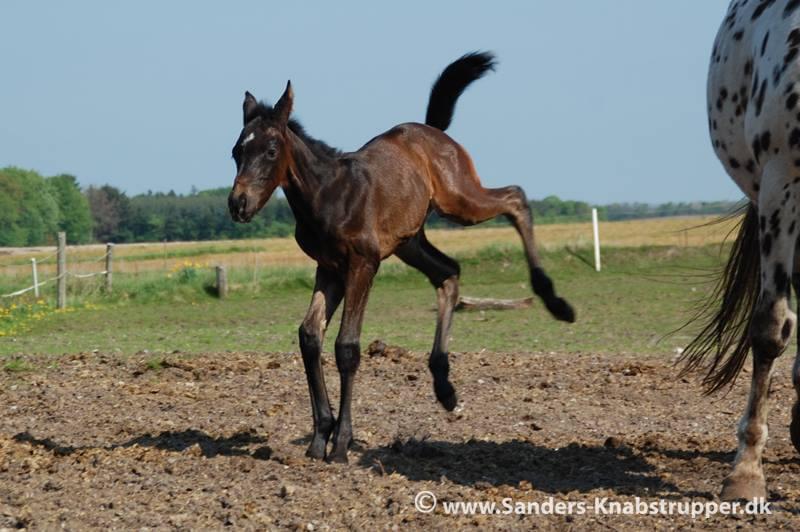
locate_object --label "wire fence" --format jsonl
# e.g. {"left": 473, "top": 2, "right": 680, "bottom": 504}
{"left": 0, "top": 273, "right": 64, "bottom": 299}
{"left": 0, "top": 213, "right": 738, "bottom": 307}
{"left": 0, "top": 233, "right": 113, "bottom": 306}
{"left": 0, "top": 233, "right": 232, "bottom": 306}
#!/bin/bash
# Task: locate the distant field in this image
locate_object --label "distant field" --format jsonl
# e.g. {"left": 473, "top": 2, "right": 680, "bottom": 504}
{"left": 0, "top": 215, "right": 740, "bottom": 279}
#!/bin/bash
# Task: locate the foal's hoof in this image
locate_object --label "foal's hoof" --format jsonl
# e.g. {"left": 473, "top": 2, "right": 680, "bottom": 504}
{"left": 305, "top": 433, "right": 330, "bottom": 460}
{"left": 435, "top": 382, "right": 458, "bottom": 412}
{"left": 305, "top": 444, "right": 326, "bottom": 461}
{"left": 325, "top": 450, "right": 349, "bottom": 464}
{"left": 720, "top": 473, "right": 767, "bottom": 501}
{"left": 546, "top": 297, "right": 576, "bottom": 323}
{"left": 439, "top": 390, "right": 458, "bottom": 412}
{"left": 791, "top": 402, "right": 800, "bottom": 454}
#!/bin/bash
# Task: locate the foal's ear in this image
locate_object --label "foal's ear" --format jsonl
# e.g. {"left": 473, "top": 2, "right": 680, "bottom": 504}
{"left": 243, "top": 91, "right": 258, "bottom": 125}
{"left": 274, "top": 80, "right": 293, "bottom": 126}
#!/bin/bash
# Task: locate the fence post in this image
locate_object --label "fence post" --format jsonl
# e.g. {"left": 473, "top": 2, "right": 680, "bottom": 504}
{"left": 592, "top": 208, "right": 601, "bottom": 272}
{"left": 105, "top": 243, "right": 114, "bottom": 293}
{"left": 57, "top": 232, "right": 66, "bottom": 308}
{"left": 216, "top": 265, "right": 228, "bottom": 299}
{"left": 31, "top": 258, "right": 39, "bottom": 298}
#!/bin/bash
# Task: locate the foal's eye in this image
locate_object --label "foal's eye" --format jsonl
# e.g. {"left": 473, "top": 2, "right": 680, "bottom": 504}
{"left": 266, "top": 147, "right": 278, "bottom": 160}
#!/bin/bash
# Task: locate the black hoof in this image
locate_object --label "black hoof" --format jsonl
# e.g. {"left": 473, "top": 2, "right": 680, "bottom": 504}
{"left": 436, "top": 381, "right": 458, "bottom": 411}
{"left": 305, "top": 441, "right": 327, "bottom": 460}
{"left": 791, "top": 402, "right": 800, "bottom": 454}
{"left": 547, "top": 297, "right": 575, "bottom": 323}
{"left": 325, "top": 450, "right": 349, "bottom": 464}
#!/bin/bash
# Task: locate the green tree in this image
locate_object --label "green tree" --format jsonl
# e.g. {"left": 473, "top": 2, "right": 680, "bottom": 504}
{"left": 46, "top": 174, "right": 93, "bottom": 244}
{"left": 0, "top": 167, "right": 60, "bottom": 246}
{"left": 85, "top": 185, "right": 131, "bottom": 242}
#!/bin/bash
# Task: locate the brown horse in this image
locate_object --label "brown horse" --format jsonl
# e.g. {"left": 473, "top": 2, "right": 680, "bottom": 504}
{"left": 228, "top": 52, "right": 575, "bottom": 463}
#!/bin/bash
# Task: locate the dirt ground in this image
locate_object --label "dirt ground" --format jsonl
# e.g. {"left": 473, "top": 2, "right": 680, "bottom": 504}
{"left": 1, "top": 347, "right": 800, "bottom": 530}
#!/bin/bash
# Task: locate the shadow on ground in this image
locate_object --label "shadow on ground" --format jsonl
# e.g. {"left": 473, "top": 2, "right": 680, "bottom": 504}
{"left": 358, "top": 437, "right": 713, "bottom": 497}
{"left": 13, "top": 428, "right": 272, "bottom": 460}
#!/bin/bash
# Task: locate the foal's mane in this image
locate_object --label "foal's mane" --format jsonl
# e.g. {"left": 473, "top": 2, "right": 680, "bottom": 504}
{"left": 251, "top": 102, "right": 342, "bottom": 160}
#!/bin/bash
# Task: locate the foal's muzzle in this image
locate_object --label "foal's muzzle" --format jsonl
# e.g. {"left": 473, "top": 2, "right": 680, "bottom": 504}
{"left": 228, "top": 191, "right": 252, "bottom": 223}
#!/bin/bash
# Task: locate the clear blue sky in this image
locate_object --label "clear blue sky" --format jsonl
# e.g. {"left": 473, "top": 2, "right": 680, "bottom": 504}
{"left": 0, "top": 1, "right": 737, "bottom": 204}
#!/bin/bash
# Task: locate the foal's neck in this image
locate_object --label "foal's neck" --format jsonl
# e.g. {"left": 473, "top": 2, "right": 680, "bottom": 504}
{"left": 282, "top": 129, "right": 338, "bottom": 216}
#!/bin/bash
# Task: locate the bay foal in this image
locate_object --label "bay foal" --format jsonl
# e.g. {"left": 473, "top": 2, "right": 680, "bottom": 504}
{"left": 228, "top": 53, "right": 574, "bottom": 463}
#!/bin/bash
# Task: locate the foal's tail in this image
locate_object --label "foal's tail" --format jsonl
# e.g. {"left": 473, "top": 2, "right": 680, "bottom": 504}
{"left": 678, "top": 203, "right": 760, "bottom": 394}
{"left": 426, "top": 51, "right": 496, "bottom": 131}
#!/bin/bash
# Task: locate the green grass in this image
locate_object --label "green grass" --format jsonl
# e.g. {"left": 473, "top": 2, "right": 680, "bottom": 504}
{"left": 0, "top": 244, "right": 736, "bottom": 358}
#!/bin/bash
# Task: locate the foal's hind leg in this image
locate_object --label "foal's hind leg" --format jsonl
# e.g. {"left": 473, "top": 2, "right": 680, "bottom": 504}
{"left": 299, "top": 267, "right": 344, "bottom": 459}
{"left": 722, "top": 163, "right": 797, "bottom": 500}
{"left": 435, "top": 184, "right": 574, "bottom": 322}
{"left": 396, "top": 231, "right": 460, "bottom": 410}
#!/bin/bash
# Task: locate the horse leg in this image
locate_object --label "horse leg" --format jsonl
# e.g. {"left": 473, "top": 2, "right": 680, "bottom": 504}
{"left": 790, "top": 247, "right": 800, "bottom": 453}
{"left": 396, "top": 230, "right": 460, "bottom": 410}
{"left": 327, "top": 258, "right": 377, "bottom": 463}
{"left": 722, "top": 164, "right": 796, "bottom": 500}
{"left": 298, "top": 267, "right": 344, "bottom": 459}
{"left": 435, "top": 184, "right": 574, "bottom": 322}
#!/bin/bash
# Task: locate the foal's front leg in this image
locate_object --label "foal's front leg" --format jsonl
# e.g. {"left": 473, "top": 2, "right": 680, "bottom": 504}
{"left": 327, "top": 259, "right": 377, "bottom": 464}
{"left": 299, "top": 267, "right": 343, "bottom": 459}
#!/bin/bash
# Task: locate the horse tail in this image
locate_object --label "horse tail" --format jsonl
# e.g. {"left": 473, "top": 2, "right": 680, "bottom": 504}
{"left": 425, "top": 51, "right": 496, "bottom": 131}
{"left": 678, "top": 203, "right": 760, "bottom": 394}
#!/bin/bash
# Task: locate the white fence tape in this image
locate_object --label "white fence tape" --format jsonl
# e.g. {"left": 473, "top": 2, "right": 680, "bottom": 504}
{"left": 1, "top": 249, "right": 108, "bottom": 300}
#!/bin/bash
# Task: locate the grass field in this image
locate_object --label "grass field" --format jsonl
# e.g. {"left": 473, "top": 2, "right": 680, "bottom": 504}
{"left": 0, "top": 215, "right": 744, "bottom": 360}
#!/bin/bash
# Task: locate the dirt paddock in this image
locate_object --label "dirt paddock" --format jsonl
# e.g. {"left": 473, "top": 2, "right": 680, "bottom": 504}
{"left": 1, "top": 348, "right": 799, "bottom": 530}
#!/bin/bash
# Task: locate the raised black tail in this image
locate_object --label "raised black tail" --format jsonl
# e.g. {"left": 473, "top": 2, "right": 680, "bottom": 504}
{"left": 678, "top": 203, "right": 760, "bottom": 394}
{"left": 426, "top": 51, "right": 496, "bottom": 131}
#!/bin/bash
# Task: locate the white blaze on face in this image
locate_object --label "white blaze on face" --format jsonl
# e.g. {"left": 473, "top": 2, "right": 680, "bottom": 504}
{"left": 242, "top": 132, "right": 255, "bottom": 146}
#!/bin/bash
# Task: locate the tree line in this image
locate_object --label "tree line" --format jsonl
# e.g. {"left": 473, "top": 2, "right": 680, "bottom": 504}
{"left": 0, "top": 166, "right": 740, "bottom": 246}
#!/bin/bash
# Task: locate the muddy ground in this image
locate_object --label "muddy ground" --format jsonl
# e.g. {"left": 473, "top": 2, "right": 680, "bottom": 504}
{"left": 1, "top": 347, "right": 800, "bottom": 530}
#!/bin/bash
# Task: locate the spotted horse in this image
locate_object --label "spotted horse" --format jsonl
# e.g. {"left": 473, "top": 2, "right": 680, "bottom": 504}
{"left": 682, "top": 0, "right": 800, "bottom": 500}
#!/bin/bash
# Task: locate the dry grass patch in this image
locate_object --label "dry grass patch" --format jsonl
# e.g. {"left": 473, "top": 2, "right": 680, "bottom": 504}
{"left": 0, "top": 215, "right": 739, "bottom": 279}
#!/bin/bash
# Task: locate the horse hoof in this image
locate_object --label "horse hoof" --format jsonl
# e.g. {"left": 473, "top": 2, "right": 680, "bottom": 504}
{"left": 547, "top": 297, "right": 576, "bottom": 323}
{"left": 305, "top": 445, "right": 326, "bottom": 460}
{"left": 791, "top": 403, "right": 800, "bottom": 454}
{"left": 720, "top": 473, "right": 767, "bottom": 501}
{"left": 325, "top": 451, "right": 349, "bottom": 464}
{"left": 439, "top": 392, "right": 458, "bottom": 411}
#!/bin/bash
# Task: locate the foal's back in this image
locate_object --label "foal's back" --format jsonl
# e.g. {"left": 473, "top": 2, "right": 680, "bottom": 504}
{"left": 330, "top": 122, "right": 479, "bottom": 257}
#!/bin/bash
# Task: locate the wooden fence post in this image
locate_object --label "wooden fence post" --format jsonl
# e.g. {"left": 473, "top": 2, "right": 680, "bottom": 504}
{"left": 57, "top": 232, "right": 66, "bottom": 308}
{"left": 105, "top": 243, "right": 114, "bottom": 293}
{"left": 216, "top": 265, "right": 228, "bottom": 299}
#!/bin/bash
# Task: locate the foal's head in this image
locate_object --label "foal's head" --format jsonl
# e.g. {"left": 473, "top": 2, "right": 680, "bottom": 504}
{"left": 228, "top": 82, "right": 293, "bottom": 223}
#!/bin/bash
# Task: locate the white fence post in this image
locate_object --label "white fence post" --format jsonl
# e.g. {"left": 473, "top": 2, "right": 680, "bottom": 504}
{"left": 31, "top": 258, "right": 39, "bottom": 298}
{"left": 592, "top": 208, "right": 601, "bottom": 272}
{"left": 57, "top": 232, "right": 67, "bottom": 308}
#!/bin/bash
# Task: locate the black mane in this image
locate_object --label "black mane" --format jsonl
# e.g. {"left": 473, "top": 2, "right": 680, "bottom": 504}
{"left": 251, "top": 102, "right": 342, "bottom": 159}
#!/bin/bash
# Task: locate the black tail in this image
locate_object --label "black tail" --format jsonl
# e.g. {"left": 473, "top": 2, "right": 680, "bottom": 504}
{"left": 425, "top": 51, "right": 496, "bottom": 131}
{"left": 678, "top": 203, "right": 760, "bottom": 394}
